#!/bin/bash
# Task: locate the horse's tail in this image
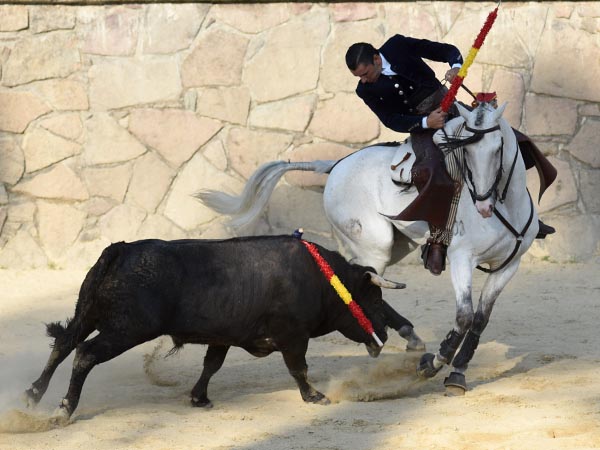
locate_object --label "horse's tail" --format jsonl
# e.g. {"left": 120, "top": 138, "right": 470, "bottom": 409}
{"left": 194, "top": 160, "right": 337, "bottom": 229}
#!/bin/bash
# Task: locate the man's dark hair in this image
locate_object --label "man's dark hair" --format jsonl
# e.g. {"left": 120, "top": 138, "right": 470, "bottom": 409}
{"left": 345, "top": 43, "right": 378, "bottom": 70}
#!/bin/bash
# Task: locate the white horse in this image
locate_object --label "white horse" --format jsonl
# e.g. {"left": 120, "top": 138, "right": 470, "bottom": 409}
{"left": 197, "top": 102, "right": 539, "bottom": 395}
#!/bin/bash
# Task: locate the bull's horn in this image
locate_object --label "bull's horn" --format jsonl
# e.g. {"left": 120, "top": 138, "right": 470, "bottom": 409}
{"left": 367, "top": 271, "right": 406, "bottom": 289}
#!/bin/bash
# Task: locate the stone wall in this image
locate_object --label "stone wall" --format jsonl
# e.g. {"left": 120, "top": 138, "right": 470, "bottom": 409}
{"left": 0, "top": 2, "right": 598, "bottom": 269}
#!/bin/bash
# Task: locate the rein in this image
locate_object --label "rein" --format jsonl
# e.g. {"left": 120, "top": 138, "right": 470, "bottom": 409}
{"left": 440, "top": 123, "right": 506, "bottom": 203}
{"left": 465, "top": 136, "right": 503, "bottom": 202}
{"left": 439, "top": 120, "right": 534, "bottom": 274}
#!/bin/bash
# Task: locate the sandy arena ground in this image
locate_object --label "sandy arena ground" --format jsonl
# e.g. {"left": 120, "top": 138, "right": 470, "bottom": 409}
{"left": 0, "top": 261, "right": 599, "bottom": 449}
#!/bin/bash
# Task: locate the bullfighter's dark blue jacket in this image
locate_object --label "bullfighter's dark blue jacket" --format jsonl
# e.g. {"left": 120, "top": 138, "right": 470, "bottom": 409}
{"left": 355, "top": 34, "right": 463, "bottom": 133}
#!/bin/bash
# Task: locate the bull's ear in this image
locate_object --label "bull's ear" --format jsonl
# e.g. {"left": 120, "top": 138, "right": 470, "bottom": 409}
{"left": 366, "top": 271, "right": 406, "bottom": 289}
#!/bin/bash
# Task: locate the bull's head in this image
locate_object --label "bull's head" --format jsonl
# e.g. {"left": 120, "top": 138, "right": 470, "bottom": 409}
{"left": 338, "top": 269, "right": 406, "bottom": 358}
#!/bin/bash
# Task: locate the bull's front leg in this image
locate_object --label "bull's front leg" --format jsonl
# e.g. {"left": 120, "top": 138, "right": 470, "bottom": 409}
{"left": 191, "top": 345, "right": 230, "bottom": 408}
{"left": 280, "top": 339, "right": 330, "bottom": 405}
{"left": 382, "top": 300, "right": 426, "bottom": 352}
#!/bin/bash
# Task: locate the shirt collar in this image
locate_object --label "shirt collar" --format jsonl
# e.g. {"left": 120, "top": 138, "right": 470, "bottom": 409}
{"left": 380, "top": 53, "right": 396, "bottom": 76}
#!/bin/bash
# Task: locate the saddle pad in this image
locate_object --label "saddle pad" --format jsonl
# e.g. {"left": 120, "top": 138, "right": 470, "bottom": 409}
{"left": 390, "top": 140, "right": 416, "bottom": 184}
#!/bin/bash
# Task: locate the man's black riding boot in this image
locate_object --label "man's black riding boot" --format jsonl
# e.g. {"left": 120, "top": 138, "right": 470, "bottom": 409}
{"left": 536, "top": 220, "right": 556, "bottom": 239}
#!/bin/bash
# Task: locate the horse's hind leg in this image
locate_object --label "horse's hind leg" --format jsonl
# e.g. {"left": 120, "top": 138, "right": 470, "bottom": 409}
{"left": 447, "top": 261, "right": 521, "bottom": 394}
{"left": 25, "top": 321, "right": 94, "bottom": 407}
{"left": 329, "top": 214, "right": 394, "bottom": 275}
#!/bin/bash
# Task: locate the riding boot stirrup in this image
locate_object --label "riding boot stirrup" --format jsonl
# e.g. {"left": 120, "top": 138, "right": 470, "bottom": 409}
{"left": 421, "top": 238, "right": 447, "bottom": 276}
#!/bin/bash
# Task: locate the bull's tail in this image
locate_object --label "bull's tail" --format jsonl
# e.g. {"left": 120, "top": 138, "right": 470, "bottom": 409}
{"left": 48, "top": 243, "right": 123, "bottom": 348}
{"left": 194, "top": 160, "right": 336, "bottom": 230}
{"left": 24, "top": 243, "right": 123, "bottom": 407}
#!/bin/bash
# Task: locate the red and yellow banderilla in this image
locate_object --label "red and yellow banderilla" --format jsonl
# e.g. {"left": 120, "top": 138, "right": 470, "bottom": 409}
{"left": 301, "top": 240, "right": 384, "bottom": 347}
{"left": 441, "top": 3, "right": 501, "bottom": 112}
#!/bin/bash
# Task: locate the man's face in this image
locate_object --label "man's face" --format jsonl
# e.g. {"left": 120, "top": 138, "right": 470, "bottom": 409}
{"left": 350, "top": 54, "right": 382, "bottom": 84}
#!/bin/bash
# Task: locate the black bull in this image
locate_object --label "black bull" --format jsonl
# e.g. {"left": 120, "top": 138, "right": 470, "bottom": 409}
{"left": 25, "top": 236, "right": 415, "bottom": 418}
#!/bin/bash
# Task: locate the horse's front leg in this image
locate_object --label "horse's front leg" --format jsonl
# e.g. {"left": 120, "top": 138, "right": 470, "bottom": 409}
{"left": 445, "top": 260, "right": 521, "bottom": 395}
{"left": 417, "top": 256, "right": 474, "bottom": 380}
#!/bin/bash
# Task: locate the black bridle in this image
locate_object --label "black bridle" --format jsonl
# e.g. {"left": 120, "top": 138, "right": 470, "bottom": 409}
{"left": 440, "top": 124, "right": 508, "bottom": 204}
{"left": 438, "top": 120, "right": 534, "bottom": 274}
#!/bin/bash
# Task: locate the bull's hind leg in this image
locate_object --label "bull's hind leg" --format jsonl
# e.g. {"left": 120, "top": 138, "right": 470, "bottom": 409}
{"left": 53, "top": 332, "right": 155, "bottom": 422}
{"left": 447, "top": 261, "right": 521, "bottom": 395}
{"left": 190, "top": 345, "right": 230, "bottom": 408}
{"left": 280, "top": 338, "right": 329, "bottom": 405}
{"left": 25, "top": 321, "right": 94, "bottom": 407}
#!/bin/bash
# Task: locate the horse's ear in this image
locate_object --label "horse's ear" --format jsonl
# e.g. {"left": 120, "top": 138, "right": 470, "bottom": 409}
{"left": 455, "top": 102, "right": 471, "bottom": 120}
{"left": 492, "top": 102, "right": 508, "bottom": 121}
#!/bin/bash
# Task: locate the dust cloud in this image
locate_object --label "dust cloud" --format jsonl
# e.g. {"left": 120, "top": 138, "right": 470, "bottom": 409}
{"left": 0, "top": 352, "right": 66, "bottom": 434}
{"left": 327, "top": 352, "right": 427, "bottom": 402}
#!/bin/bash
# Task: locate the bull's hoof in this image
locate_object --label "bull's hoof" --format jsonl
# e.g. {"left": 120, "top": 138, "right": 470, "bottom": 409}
{"left": 416, "top": 352, "right": 443, "bottom": 379}
{"left": 191, "top": 396, "right": 213, "bottom": 409}
{"left": 305, "top": 391, "right": 330, "bottom": 405}
{"left": 399, "top": 326, "right": 426, "bottom": 352}
{"left": 406, "top": 336, "right": 426, "bottom": 352}
{"left": 49, "top": 405, "right": 71, "bottom": 427}
{"left": 365, "top": 343, "right": 382, "bottom": 358}
{"left": 23, "top": 387, "right": 41, "bottom": 408}
{"left": 316, "top": 396, "right": 331, "bottom": 405}
{"left": 444, "top": 371, "right": 467, "bottom": 396}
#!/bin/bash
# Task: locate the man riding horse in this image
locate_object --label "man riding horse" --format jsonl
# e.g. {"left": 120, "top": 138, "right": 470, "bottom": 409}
{"left": 346, "top": 35, "right": 556, "bottom": 276}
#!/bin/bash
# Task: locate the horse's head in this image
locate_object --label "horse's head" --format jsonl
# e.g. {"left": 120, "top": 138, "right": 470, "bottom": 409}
{"left": 435, "top": 101, "right": 508, "bottom": 219}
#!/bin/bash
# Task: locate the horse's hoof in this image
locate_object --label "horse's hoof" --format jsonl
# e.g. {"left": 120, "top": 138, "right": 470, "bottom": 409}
{"left": 416, "top": 352, "right": 443, "bottom": 379}
{"left": 191, "top": 397, "right": 213, "bottom": 409}
{"left": 444, "top": 372, "right": 467, "bottom": 396}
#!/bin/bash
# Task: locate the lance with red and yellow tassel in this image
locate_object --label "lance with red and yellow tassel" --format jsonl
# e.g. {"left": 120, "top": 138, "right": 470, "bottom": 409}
{"left": 440, "top": 3, "right": 501, "bottom": 112}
